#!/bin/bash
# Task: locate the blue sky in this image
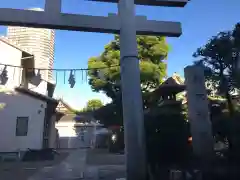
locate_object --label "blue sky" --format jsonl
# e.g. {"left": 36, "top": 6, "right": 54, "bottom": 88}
{"left": 0, "top": 0, "right": 239, "bottom": 109}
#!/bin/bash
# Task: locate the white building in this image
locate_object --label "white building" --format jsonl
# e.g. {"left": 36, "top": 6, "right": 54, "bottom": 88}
{"left": 0, "top": 87, "right": 59, "bottom": 152}
{"left": 0, "top": 37, "right": 59, "bottom": 154}
{"left": 56, "top": 113, "right": 104, "bottom": 149}
{"left": 55, "top": 100, "right": 104, "bottom": 149}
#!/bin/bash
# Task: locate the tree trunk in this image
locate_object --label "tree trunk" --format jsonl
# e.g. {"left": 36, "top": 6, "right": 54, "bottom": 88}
{"left": 225, "top": 91, "right": 234, "bottom": 116}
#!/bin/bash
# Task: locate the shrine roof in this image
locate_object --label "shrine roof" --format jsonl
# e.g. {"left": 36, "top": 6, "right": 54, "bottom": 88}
{"left": 153, "top": 76, "right": 186, "bottom": 95}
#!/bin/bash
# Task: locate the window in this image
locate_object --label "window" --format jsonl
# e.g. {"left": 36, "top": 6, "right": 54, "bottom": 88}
{"left": 16, "top": 117, "right": 29, "bottom": 136}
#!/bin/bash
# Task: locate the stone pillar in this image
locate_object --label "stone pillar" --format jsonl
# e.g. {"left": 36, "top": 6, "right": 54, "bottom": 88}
{"left": 184, "top": 65, "right": 213, "bottom": 159}
{"left": 45, "top": 0, "right": 61, "bottom": 15}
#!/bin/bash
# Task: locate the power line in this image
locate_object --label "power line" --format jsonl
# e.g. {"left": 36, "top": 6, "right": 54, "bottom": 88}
{"left": 0, "top": 53, "right": 121, "bottom": 87}
{"left": 0, "top": 62, "right": 120, "bottom": 71}
{"left": 0, "top": 61, "right": 120, "bottom": 88}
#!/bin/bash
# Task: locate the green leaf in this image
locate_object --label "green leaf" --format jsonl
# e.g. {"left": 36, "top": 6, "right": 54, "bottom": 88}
{"left": 88, "top": 35, "right": 169, "bottom": 101}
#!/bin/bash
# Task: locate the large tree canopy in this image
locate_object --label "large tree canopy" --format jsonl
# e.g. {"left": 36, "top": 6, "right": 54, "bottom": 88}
{"left": 88, "top": 35, "right": 169, "bottom": 101}
{"left": 193, "top": 23, "right": 240, "bottom": 161}
{"left": 193, "top": 31, "right": 234, "bottom": 93}
{"left": 193, "top": 23, "right": 240, "bottom": 114}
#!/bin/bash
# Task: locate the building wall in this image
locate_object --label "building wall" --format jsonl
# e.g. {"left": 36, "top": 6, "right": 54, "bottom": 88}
{"left": 0, "top": 89, "right": 46, "bottom": 152}
{"left": 0, "top": 41, "right": 23, "bottom": 89}
{"left": 55, "top": 122, "right": 96, "bottom": 149}
{"left": 28, "top": 81, "right": 48, "bottom": 96}
{"left": 48, "top": 114, "right": 59, "bottom": 149}
{"left": 7, "top": 26, "right": 55, "bottom": 82}
{"left": 0, "top": 40, "right": 49, "bottom": 95}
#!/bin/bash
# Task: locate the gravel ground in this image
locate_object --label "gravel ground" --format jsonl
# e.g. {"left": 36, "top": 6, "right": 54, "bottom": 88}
{"left": 0, "top": 152, "right": 68, "bottom": 180}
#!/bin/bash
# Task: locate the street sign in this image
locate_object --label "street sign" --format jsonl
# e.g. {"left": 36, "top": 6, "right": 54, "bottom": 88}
{"left": 87, "top": 0, "right": 189, "bottom": 7}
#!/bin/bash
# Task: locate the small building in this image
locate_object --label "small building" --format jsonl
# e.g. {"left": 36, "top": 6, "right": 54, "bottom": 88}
{"left": 55, "top": 99, "right": 101, "bottom": 149}
{"left": 56, "top": 98, "right": 75, "bottom": 114}
{"left": 56, "top": 113, "right": 103, "bottom": 149}
{"left": 0, "top": 87, "right": 59, "bottom": 153}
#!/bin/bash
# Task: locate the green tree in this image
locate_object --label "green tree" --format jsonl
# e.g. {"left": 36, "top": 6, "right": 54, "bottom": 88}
{"left": 88, "top": 35, "right": 169, "bottom": 126}
{"left": 88, "top": 35, "right": 169, "bottom": 103}
{"left": 83, "top": 99, "right": 103, "bottom": 111}
{"left": 193, "top": 23, "right": 240, "bottom": 162}
{"left": 231, "top": 23, "right": 240, "bottom": 88}
{"left": 193, "top": 30, "right": 237, "bottom": 115}
{"left": 233, "top": 23, "right": 240, "bottom": 50}
{"left": 145, "top": 97, "right": 190, "bottom": 170}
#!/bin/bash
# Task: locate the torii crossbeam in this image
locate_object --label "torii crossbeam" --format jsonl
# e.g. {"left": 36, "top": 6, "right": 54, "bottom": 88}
{"left": 88, "top": 0, "right": 188, "bottom": 7}
{"left": 0, "top": 7, "right": 182, "bottom": 36}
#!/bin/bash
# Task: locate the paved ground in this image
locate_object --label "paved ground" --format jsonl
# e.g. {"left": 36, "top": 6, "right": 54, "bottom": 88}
{"left": 0, "top": 151, "right": 69, "bottom": 180}
{"left": 0, "top": 149, "right": 126, "bottom": 180}
{"left": 85, "top": 149, "right": 126, "bottom": 180}
{"left": 86, "top": 149, "right": 125, "bottom": 166}
{"left": 28, "top": 149, "right": 86, "bottom": 180}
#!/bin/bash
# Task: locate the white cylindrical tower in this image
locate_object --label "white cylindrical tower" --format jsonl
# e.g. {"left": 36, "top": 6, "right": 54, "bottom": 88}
{"left": 7, "top": 8, "right": 55, "bottom": 82}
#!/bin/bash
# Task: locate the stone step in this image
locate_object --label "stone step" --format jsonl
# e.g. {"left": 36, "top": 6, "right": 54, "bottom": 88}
{"left": 0, "top": 152, "right": 20, "bottom": 162}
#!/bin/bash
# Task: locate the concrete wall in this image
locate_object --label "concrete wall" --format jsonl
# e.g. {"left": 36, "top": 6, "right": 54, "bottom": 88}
{"left": 48, "top": 114, "right": 59, "bottom": 148}
{"left": 0, "top": 89, "right": 46, "bottom": 152}
{"left": 28, "top": 81, "right": 48, "bottom": 96}
{"left": 56, "top": 122, "right": 96, "bottom": 149}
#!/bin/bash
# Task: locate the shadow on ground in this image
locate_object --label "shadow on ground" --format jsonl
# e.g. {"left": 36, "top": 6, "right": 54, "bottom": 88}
{"left": 0, "top": 152, "right": 68, "bottom": 180}
{"left": 86, "top": 149, "right": 125, "bottom": 165}
{"left": 85, "top": 149, "right": 126, "bottom": 180}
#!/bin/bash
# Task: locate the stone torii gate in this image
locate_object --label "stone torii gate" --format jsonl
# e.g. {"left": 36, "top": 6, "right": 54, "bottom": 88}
{"left": 0, "top": 0, "right": 192, "bottom": 179}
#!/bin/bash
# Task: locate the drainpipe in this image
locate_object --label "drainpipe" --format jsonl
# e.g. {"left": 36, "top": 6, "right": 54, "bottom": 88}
{"left": 47, "top": 82, "right": 56, "bottom": 97}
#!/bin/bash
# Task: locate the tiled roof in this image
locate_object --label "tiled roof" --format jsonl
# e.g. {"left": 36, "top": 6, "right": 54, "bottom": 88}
{"left": 57, "top": 99, "right": 75, "bottom": 112}
{"left": 15, "top": 87, "right": 59, "bottom": 104}
{"left": 172, "top": 72, "right": 184, "bottom": 85}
